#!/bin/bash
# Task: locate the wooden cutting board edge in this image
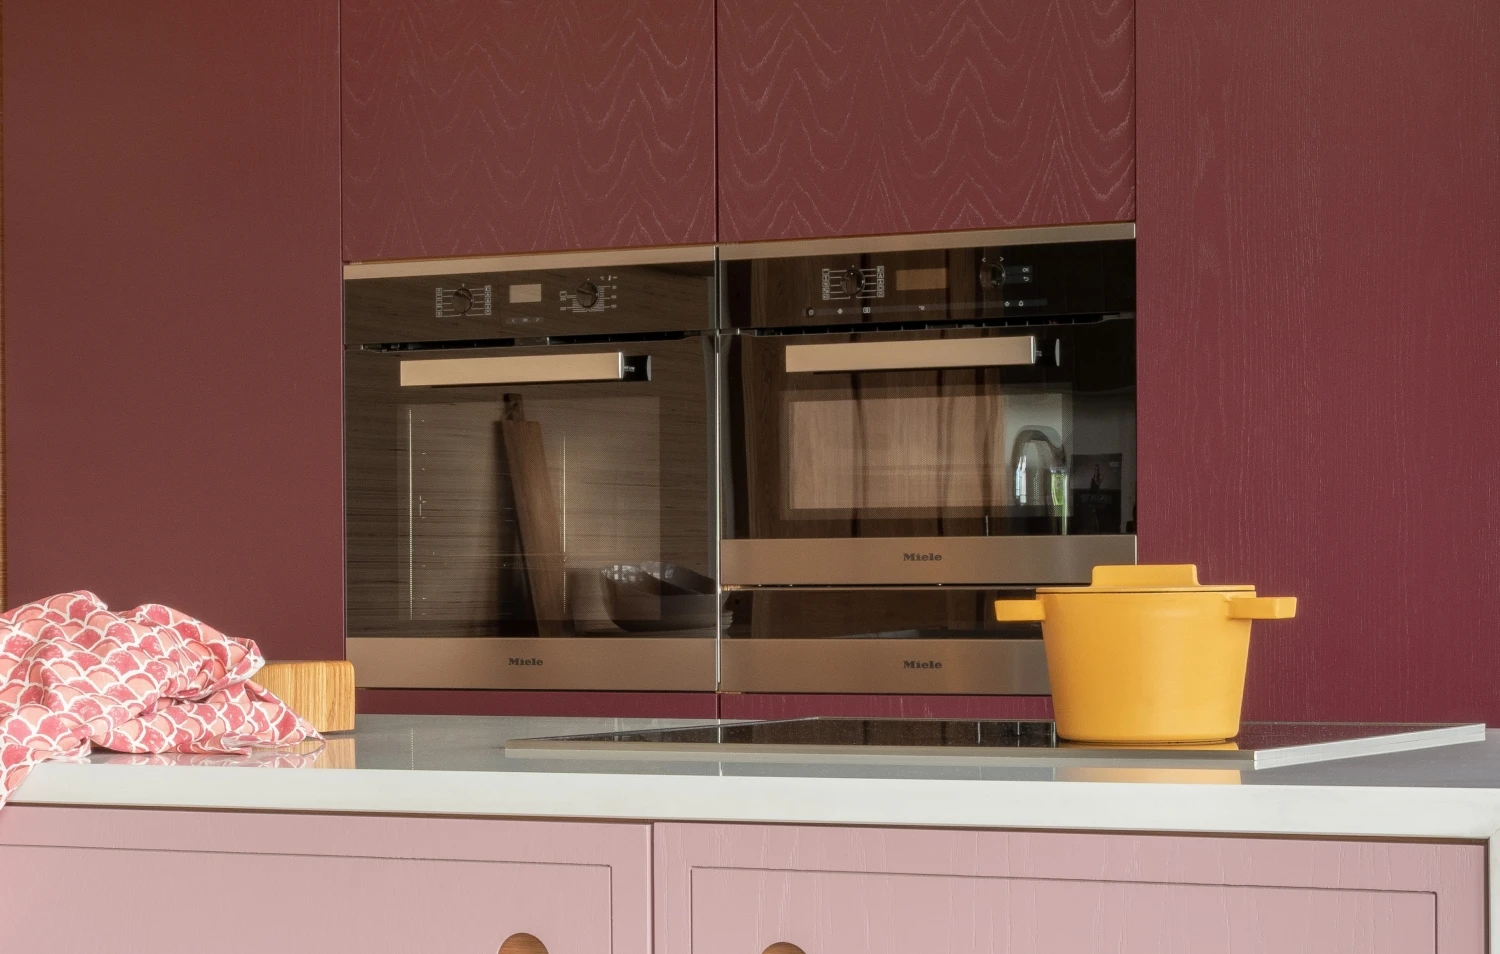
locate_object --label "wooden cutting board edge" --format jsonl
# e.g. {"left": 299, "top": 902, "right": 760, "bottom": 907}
{"left": 254, "top": 660, "right": 356, "bottom": 733}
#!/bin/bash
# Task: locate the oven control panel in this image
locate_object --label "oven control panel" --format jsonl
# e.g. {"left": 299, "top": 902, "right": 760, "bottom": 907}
{"left": 433, "top": 277, "right": 621, "bottom": 318}
{"left": 345, "top": 260, "right": 714, "bottom": 345}
{"left": 435, "top": 283, "right": 494, "bottom": 319}
{"left": 722, "top": 238, "right": 1134, "bottom": 330}
{"left": 821, "top": 266, "right": 886, "bottom": 301}
{"left": 558, "top": 275, "right": 618, "bottom": 313}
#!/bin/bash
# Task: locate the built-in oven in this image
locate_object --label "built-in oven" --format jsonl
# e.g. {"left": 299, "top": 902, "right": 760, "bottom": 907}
{"left": 718, "top": 225, "right": 1137, "bottom": 695}
{"left": 343, "top": 250, "right": 718, "bottom": 691}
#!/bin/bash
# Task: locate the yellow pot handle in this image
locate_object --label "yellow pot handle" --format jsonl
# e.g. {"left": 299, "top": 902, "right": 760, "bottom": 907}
{"left": 994, "top": 599, "right": 1046, "bottom": 622}
{"left": 1226, "top": 596, "right": 1297, "bottom": 620}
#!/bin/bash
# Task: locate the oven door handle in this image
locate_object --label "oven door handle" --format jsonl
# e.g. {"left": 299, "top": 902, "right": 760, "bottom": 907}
{"left": 399, "top": 351, "right": 648, "bottom": 387}
{"left": 784, "top": 336, "right": 1039, "bottom": 373}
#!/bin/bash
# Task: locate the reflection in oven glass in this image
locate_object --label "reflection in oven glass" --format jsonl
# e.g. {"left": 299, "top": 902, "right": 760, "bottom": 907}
{"left": 402, "top": 393, "right": 719, "bottom": 637}
{"left": 781, "top": 387, "right": 1133, "bottom": 535}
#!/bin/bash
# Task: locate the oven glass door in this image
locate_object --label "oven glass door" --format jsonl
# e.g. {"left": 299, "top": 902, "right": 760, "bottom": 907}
{"left": 346, "top": 336, "right": 716, "bottom": 690}
{"left": 725, "top": 320, "right": 1136, "bottom": 536}
{"left": 721, "top": 319, "right": 1135, "bottom": 587}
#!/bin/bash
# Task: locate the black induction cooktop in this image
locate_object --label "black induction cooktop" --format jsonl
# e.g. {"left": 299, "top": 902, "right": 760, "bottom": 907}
{"left": 504, "top": 718, "right": 1486, "bottom": 770}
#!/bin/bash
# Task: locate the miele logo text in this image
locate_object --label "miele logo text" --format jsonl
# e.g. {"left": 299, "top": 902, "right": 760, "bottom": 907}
{"left": 508, "top": 658, "right": 544, "bottom": 667}
{"left": 902, "top": 552, "right": 943, "bottom": 562}
{"left": 904, "top": 660, "right": 943, "bottom": 670}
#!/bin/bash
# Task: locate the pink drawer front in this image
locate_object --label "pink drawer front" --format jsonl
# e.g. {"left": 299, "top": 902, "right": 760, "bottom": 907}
{"left": 0, "top": 806, "right": 651, "bottom": 954}
{"left": 656, "top": 824, "right": 1485, "bottom": 954}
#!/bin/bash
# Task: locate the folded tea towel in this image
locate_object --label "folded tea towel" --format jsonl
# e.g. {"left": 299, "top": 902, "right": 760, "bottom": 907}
{"left": 0, "top": 591, "right": 318, "bottom": 807}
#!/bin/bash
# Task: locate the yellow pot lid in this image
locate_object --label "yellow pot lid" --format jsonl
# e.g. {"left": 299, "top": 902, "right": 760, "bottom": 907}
{"left": 1037, "top": 564, "right": 1255, "bottom": 595}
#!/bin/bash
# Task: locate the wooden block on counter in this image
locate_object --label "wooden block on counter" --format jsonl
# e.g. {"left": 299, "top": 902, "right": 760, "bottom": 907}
{"left": 255, "top": 660, "right": 355, "bottom": 733}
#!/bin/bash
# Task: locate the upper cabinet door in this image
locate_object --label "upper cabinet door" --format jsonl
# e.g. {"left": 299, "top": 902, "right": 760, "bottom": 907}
{"left": 3, "top": 0, "right": 344, "bottom": 661}
{"left": 341, "top": 0, "right": 716, "bottom": 261}
{"left": 717, "top": 0, "right": 1135, "bottom": 242}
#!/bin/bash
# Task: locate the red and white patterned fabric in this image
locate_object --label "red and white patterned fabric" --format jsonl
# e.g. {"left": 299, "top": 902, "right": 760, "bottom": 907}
{"left": 0, "top": 591, "right": 319, "bottom": 808}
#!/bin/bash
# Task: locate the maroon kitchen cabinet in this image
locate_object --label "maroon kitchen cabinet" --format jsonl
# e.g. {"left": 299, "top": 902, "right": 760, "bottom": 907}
{"left": 341, "top": 0, "right": 716, "bottom": 262}
{"left": 1136, "top": 3, "right": 1500, "bottom": 720}
{"left": 2, "top": 1, "right": 344, "bottom": 660}
{"left": 717, "top": 0, "right": 1135, "bottom": 243}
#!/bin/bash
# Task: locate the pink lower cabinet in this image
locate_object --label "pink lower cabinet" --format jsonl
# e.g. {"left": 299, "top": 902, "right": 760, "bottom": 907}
{"left": 655, "top": 824, "right": 1485, "bottom": 954}
{"left": 0, "top": 807, "right": 649, "bottom": 954}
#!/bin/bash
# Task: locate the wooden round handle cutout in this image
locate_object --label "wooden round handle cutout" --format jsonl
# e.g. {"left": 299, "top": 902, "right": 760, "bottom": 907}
{"left": 498, "top": 933, "right": 548, "bottom": 954}
{"left": 763, "top": 944, "right": 806, "bottom": 954}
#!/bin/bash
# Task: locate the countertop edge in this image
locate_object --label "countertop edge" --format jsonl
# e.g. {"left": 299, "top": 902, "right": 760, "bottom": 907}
{"left": 13, "top": 761, "right": 1500, "bottom": 841}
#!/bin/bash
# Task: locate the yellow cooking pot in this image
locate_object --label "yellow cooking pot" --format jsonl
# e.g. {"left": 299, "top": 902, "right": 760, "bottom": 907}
{"left": 994, "top": 564, "right": 1295, "bottom": 743}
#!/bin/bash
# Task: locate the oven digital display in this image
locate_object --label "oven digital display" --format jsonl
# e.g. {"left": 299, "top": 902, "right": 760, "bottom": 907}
{"left": 894, "top": 267, "right": 948, "bottom": 291}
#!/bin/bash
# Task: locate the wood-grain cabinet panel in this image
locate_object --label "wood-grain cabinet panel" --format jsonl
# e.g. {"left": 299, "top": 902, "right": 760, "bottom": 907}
{"left": 0, "top": 844, "right": 611, "bottom": 954}
{"left": 2, "top": 0, "right": 343, "bottom": 659}
{"left": 655, "top": 824, "right": 1485, "bottom": 954}
{"left": 1134, "top": 1, "right": 1500, "bottom": 722}
{"left": 716, "top": 0, "right": 1135, "bottom": 242}
{"left": 1, "top": 809, "right": 1484, "bottom": 952}
{"left": 693, "top": 867, "right": 1435, "bottom": 954}
{"left": 0, "top": 806, "right": 652, "bottom": 954}
{"left": 341, "top": 0, "right": 717, "bottom": 260}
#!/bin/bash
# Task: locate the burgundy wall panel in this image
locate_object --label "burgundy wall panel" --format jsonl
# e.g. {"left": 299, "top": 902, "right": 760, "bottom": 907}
{"left": 3, "top": 2, "right": 344, "bottom": 660}
{"left": 341, "top": 0, "right": 716, "bottom": 261}
{"left": 1137, "top": 3, "right": 1500, "bottom": 720}
{"left": 717, "top": 0, "right": 1135, "bottom": 243}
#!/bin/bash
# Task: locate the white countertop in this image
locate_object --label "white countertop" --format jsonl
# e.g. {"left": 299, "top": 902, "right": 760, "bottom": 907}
{"left": 13, "top": 715, "right": 1500, "bottom": 843}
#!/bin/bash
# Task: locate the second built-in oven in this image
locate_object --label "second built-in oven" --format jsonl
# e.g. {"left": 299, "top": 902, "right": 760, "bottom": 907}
{"left": 719, "top": 226, "right": 1137, "bottom": 695}
{"left": 344, "top": 252, "right": 718, "bottom": 692}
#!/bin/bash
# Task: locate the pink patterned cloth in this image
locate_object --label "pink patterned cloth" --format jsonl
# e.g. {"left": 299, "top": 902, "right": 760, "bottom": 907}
{"left": 0, "top": 591, "right": 319, "bottom": 807}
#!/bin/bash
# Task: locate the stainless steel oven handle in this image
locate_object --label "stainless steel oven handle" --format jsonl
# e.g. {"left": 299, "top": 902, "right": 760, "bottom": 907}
{"left": 399, "top": 351, "right": 645, "bottom": 387}
{"left": 784, "top": 336, "right": 1038, "bottom": 373}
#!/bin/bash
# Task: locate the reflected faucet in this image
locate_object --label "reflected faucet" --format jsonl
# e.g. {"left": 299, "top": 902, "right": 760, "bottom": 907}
{"left": 1011, "top": 426, "right": 1069, "bottom": 516}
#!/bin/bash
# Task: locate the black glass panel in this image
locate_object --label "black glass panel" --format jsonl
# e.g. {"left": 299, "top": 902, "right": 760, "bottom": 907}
{"left": 523, "top": 719, "right": 1466, "bottom": 751}
{"left": 530, "top": 719, "right": 1058, "bottom": 748}
{"left": 346, "top": 261, "right": 714, "bottom": 345}
{"left": 721, "top": 240, "right": 1135, "bottom": 331}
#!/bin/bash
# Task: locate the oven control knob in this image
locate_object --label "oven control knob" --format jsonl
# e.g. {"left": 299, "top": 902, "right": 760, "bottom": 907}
{"left": 845, "top": 268, "right": 866, "bottom": 294}
{"left": 982, "top": 261, "right": 1004, "bottom": 290}
{"left": 451, "top": 286, "right": 474, "bottom": 316}
{"left": 575, "top": 281, "right": 599, "bottom": 309}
